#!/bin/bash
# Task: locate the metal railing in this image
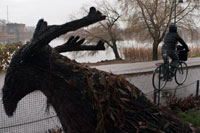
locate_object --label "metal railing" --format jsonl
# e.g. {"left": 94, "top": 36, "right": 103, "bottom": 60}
{"left": 1, "top": 78, "right": 199, "bottom": 132}
{"left": 147, "top": 80, "right": 200, "bottom": 105}
{"left": 0, "top": 91, "right": 63, "bottom": 133}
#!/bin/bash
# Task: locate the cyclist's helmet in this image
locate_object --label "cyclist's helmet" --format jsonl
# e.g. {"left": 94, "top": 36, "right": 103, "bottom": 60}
{"left": 169, "top": 24, "right": 177, "bottom": 33}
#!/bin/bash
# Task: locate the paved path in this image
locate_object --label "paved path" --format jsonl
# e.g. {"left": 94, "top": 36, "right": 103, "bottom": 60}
{"left": 92, "top": 57, "right": 200, "bottom": 75}
{"left": 91, "top": 57, "right": 200, "bottom": 102}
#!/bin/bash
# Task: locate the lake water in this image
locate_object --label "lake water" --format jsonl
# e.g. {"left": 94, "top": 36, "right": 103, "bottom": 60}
{"left": 49, "top": 38, "right": 116, "bottom": 63}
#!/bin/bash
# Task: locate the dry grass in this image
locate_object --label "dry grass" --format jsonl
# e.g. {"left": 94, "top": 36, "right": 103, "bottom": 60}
{"left": 188, "top": 45, "right": 200, "bottom": 57}
{"left": 120, "top": 45, "right": 200, "bottom": 61}
{"left": 120, "top": 46, "right": 162, "bottom": 61}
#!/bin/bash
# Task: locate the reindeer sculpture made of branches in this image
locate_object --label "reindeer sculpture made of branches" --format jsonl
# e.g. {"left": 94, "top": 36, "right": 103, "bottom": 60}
{"left": 2, "top": 7, "right": 195, "bottom": 133}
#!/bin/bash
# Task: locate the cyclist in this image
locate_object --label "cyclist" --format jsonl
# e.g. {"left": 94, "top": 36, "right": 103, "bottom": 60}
{"left": 161, "top": 24, "right": 189, "bottom": 80}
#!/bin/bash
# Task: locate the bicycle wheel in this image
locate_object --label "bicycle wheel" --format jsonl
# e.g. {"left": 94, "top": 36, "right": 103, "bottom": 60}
{"left": 152, "top": 65, "right": 167, "bottom": 90}
{"left": 175, "top": 62, "right": 188, "bottom": 85}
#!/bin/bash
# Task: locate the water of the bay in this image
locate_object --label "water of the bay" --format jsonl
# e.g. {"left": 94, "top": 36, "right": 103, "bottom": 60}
{"left": 49, "top": 38, "right": 116, "bottom": 63}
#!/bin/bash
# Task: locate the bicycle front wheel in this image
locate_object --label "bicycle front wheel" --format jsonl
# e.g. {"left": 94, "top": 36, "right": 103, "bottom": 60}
{"left": 175, "top": 62, "right": 188, "bottom": 85}
{"left": 152, "top": 65, "right": 167, "bottom": 90}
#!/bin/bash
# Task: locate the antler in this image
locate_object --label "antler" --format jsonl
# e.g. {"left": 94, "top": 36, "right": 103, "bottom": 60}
{"left": 32, "top": 7, "right": 106, "bottom": 46}
{"left": 21, "top": 7, "right": 106, "bottom": 58}
{"left": 54, "top": 36, "right": 105, "bottom": 53}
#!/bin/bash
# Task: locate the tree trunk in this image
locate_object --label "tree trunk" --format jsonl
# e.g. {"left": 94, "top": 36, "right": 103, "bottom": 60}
{"left": 152, "top": 41, "right": 159, "bottom": 60}
{"left": 2, "top": 7, "right": 197, "bottom": 133}
{"left": 112, "top": 41, "right": 121, "bottom": 60}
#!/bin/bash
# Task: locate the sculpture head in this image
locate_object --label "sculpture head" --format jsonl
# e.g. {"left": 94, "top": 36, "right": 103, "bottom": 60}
{"left": 2, "top": 7, "right": 106, "bottom": 117}
{"left": 2, "top": 44, "right": 47, "bottom": 116}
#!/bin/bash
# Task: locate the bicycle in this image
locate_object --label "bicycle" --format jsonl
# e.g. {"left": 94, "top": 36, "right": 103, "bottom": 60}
{"left": 152, "top": 47, "right": 188, "bottom": 90}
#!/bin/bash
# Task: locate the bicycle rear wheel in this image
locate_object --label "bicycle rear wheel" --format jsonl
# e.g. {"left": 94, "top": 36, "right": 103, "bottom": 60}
{"left": 152, "top": 65, "right": 167, "bottom": 90}
{"left": 175, "top": 62, "right": 188, "bottom": 85}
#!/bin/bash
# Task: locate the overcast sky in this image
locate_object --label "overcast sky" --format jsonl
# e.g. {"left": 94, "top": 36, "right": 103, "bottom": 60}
{"left": 0, "top": 0, "right": 97, "bottom": 26}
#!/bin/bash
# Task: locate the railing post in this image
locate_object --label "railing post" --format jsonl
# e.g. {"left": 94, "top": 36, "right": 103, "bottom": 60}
{"left": 196, "top": 80, "right": 199, "bottom": 99}
{"left": 158, "top": 65, "right": 162, "bottom": 105}
{"left": 158, "top": 72, "right": 161, "bottom": 105}
{"left": 154, "top": 88, "right": 157, "bottom": 104}
{"left": 154, "top": 66, "right": 161, "bottom": 105}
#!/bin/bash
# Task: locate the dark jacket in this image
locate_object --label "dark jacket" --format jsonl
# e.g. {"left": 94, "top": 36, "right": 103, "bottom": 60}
{"left": 162, "top": 25, "right": 189, "bottom": 51}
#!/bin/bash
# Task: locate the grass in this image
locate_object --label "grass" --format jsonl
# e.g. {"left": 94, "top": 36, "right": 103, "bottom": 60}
{"left": 120, "top": 45, "right": 200, "bottom": 61}
{"left": 178, "top": 109, "right": 200, "bottom": 127}
{"left": 192, "top": 54, "right": 200, "bottom": 58}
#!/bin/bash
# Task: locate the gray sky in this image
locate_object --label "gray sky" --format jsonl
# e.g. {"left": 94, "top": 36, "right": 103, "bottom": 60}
{"left": 0, "top": 0, "right": 96, "bottom": 26}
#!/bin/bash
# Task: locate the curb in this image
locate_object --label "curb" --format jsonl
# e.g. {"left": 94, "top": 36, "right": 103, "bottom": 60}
{"left": 122, "top": 63, "right": 200, "bottom": 77}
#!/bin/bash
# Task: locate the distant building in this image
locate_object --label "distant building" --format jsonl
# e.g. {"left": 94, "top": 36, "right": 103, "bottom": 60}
{"left": 6, "top": 23, "right": 25, "bottom": 34}
{"left": 0, "top": 22, "right": 34, "bottom": 44}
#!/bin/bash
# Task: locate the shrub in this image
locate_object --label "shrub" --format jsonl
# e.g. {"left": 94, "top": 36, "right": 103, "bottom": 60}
{"left": 0, "top": 42, "right": 22, "bottom": 72}
{"left": 164, "top": 95, "right": 200, "bottom": 112}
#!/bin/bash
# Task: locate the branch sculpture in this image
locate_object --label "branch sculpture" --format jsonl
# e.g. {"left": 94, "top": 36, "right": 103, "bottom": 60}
{"left": 2, "top": 7, "right": 197, "bottom": 133}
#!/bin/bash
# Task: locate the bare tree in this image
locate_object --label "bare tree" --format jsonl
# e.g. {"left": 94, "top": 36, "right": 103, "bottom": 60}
{"left": 118, "top": 0, "right": 199, "bottom": 60}
{"left": 70, "top": 1, "right": 124, "bottom": 60}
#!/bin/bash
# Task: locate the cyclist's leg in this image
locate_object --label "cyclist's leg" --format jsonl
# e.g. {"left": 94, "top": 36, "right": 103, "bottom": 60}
{"left": 168, "top": 50, "right": 179, "bottom": 74}
{"left": 161, "top": 49, "right": 169, "bottom": 64}
{"left": 161, "top": 49, "right": 170, "bottom": 79}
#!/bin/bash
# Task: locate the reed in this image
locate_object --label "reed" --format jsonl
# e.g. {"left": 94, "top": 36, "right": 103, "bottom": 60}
{"left": 189, "top": 45, "right": 200, "bottom": 58}
{"left": 120, "top": 45, "right": 200, "bottom": 61}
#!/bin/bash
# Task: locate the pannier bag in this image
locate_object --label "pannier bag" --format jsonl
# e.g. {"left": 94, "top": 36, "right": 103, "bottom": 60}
{"left": 177, "top": 45, "right": 188, "bottom": 61}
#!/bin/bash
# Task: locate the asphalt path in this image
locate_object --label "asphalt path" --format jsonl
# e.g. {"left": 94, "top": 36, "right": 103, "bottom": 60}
{"left": 92, "top": 57, "right": 200, "bottom": 75}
